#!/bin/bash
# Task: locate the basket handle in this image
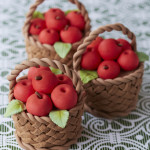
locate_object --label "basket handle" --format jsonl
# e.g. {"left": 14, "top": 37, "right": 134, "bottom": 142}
{"left": 73, "top": 23, "right": 136, "bottom": 71}
{"left": 7, "top": 58, "right": 82, "bottom": 102}
{"left": 23, "top": 0, "right": 91, "bottom": 39}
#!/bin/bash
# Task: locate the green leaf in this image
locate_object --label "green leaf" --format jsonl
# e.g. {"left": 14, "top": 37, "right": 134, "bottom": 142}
{"left": 49, "top": 110, "right": 69, "bottom": 128}
{"left": 65, "top": 9, "right": 79, "bottom": 15}
{"left": 136, "top": 52, "right": 149, "bottom": 62}
{"left": 54, "top": 42, "right": 72, "bottom": 59}
{"left": 4, "top": 100, "right": 24, "bottom": 117}
{"left": 79, "top": 70, "right": 98, "bottom": 84}
{"left": 32, "top": 11, "right": 44, "bottom": 19}
{"left": 50, "top": 67, "right": 62, "bottom": 75}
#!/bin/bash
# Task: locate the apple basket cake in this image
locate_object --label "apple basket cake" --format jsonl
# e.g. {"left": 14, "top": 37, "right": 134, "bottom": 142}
{"left": 6, "top": 58, "right": 86, "bottom": 150}
{"left": 23, "top": 0, "right": 91, "bottom": 68}
{"left": 73, "top": 23, "right": 144, "bottom": 119}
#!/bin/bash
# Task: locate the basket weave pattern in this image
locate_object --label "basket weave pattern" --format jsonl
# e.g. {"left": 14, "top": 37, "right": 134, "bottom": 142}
{"left": 73, "top": 23, "right": 144, "bottom": 118}
{"left": 7, "top": 58, "right": 86, "bottom": 150}
{"left": 23, "top": 0, "right": 91, "bottom": 68}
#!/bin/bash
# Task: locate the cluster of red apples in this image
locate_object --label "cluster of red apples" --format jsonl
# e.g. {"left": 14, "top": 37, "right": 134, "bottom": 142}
{"left": 81, "top": 37, "right": 139, "bottom": 79}
{"left": 29, "top": 8, "right": 85, "bottom": 44}
{"left": 14, "top": 66, "right": 77, "bottom": 117}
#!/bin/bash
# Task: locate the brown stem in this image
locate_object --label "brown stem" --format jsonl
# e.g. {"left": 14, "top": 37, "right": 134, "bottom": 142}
{"left": 35, "top": 76, "right": 42, "bottom": 80}
{"left": 64, "top": 25, "right": 69, "bottom": 31}
{"left": 103, "top": 65, "right": 109, "bottom": 70}
{"left": 56, "top": 16, "right": 60, "bottom": 20}
{"left": 35, "top": 25, "right": 40, "bottom": 29}
{"left": 35, "top": 92, "right": 42, "bottom": 99}
{"left": 118, "top": 43, "right": 123, "bottom": 47}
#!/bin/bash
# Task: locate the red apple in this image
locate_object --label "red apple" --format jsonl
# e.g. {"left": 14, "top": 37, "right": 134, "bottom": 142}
{"left": 32, "top": 70, "right": 58, "bottom": 94}
{"left": 39, "top": 29, "right": 60, "bottom": 45}
{"left": 14, "top": 79, "right": 35, "bottom": 103}
{"left": 117, "top": 49, "right": 139, "bottom": 71}
{"left": 66, "top": 11, "right": 85, "bottom": 30}
{"left": 117, "top": 39, "right": 132, "bottom": 51}
{"left": 81, "top": 48, "right": 101, "bottom": 70}
{"left": 45, "top": 8, "right": 65, "bottom": 20}
{"left": 29, "top": 18, "right": 46, "bottom": 35}
{"left": 28, "top": 66, "right": 51, "bottom": 80}
{"left": 46, "top": 13, "right": 68, "bottom": 31}
{"left": 56, "top": 74, "right": 73, "bottom": 87}
{"left": 60, "top": 26, "right": 82, "bottom": 43}
{"left": 97, "top": 60, "right": 120, "bottom": 79}
{"left": 26, "top": 92, "right": 53, "bottom": 116}
{"left": 51, "top": 84, "right": 77, "bottom": 110}
{"left": 98, "top": 39, "right": 123, "bottom": 60}
{"left": 87, "top": 37, "right": 103, "bottom": 52}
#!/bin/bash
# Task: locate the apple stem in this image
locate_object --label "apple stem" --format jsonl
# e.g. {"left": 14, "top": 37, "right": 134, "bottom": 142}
{"left": 35, "top": 76, "right": 42, "bottom": 80}
{"left": 103, "top": 65, "right": 109, "bottom": 70}
{"left": 118, "top": 43, "right": 122, "bottom": 47}
{"left": 64, "top": 25, "right": 69, "bottom": 30}
{"left": 56, "top": 16, "right": 60, "bottom": 20}
{"left": 35, "top": 92, "right": 42, "bottom": 99}
{"left": 35, "top": 25, "right": 40, "bottom": 29}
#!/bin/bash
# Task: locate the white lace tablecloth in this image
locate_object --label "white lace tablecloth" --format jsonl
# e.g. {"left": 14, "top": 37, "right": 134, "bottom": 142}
{"left": 0, "top": 0, "right": 150, "bottom": 149}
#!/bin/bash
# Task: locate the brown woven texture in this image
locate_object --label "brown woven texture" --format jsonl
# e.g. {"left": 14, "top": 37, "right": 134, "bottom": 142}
{"left": 73, "top": 23, "right": 144, "bottom": 119}
{"left": 23, "top": 0, "right": 91, "bottom": 68}
{"left": 7, "top": 58, "right": 86, "bottom": 150}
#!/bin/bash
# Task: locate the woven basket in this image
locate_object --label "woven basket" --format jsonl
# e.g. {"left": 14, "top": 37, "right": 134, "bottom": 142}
{"left": 73, "top": 23, "right": 144, "bottom": 119}
{"left": 7, "top": 58, "right": 86, "bottom": 150}
{"left": 23, "top": 0, "right": 91, "bottom": 68}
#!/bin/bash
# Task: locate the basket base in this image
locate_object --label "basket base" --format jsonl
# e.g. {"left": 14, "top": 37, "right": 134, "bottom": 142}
{"left": 84, "top": 103, "right": 137, "bottom": 119}
{"left": 15, "top": 127, "right": 82, "bottom": 150}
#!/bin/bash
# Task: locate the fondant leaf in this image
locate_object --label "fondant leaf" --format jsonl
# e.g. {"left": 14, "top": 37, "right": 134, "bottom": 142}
{"left": 54, "top": 42, "right": 72, "bottom": 59}
{"left": 4, "top": 100, "right": 24, "bottom": 117}
{"left": 136, "top": 51, "right": 149, "bottom": 62}
{"left": 79, "top": 70, "right": 98, "bottom": 84}
{"left": 49, "top": 110, "right": 69, "bottom": 128}
{"left": 50, "top": 67, "right": 62, "bottom": 75}
{"left": 32, "top": 11, "right": 44, "bottom": 19}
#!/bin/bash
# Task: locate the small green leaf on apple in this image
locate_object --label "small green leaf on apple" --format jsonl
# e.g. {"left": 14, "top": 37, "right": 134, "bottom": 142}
{"left": 4, "top": 100, "right": 24, "bottom": 117}
{"left": 32, "top": 11, "right": 44, "bottom": 19}
{"left": 65, "top": 9, "right": 79, "bottom": 15}
{"left": 50, "top": 67, "right": 62, "bottom": 75}
{"left": 54, "top": 42, "right": 72, "bottom": 59}
{"left": 79, "top": 70, "right": 98, "bottom": 84}
{"left": 49, "top": 110, "right": 69, "bottom": 128}
{"left": 136, "top": 51, "right": 149, "bottom": 62}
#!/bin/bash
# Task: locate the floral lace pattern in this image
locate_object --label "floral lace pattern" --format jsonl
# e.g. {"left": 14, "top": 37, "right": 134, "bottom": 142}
{"left": 0, "top": 0, "right": 150, "bottom": 149}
